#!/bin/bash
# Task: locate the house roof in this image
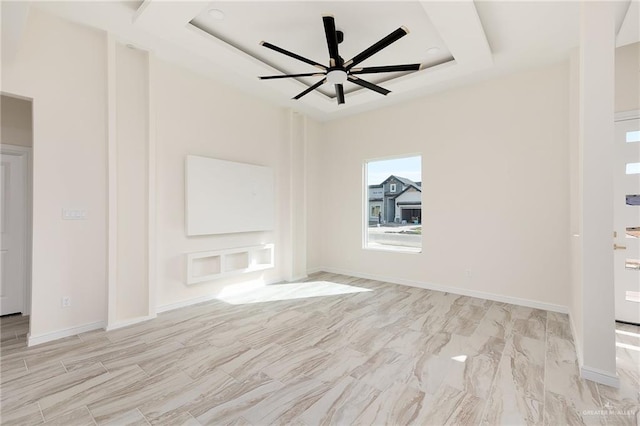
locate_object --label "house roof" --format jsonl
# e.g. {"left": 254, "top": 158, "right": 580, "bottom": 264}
{"left": 380, "top": 175, "right": 421, "bottom": 191}
{"left": 392, "top": 184, "right": 422, "bottom": 199}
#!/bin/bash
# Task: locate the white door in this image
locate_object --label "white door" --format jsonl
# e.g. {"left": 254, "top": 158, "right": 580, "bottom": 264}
{"left": 0, "top": 149, "right": 27, "bottom": 315}
{"left": 614, "top": 117, "right": 640, "bottom": 324}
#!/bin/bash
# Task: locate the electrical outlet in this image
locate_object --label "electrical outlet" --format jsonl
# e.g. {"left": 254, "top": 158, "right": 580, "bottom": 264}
{"left": 61, "top": 296, "right": 71, "bottom": 308}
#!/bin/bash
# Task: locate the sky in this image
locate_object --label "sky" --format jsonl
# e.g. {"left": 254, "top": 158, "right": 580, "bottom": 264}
{"left": 367, "top": 155, "right": 421, "bottom": 185}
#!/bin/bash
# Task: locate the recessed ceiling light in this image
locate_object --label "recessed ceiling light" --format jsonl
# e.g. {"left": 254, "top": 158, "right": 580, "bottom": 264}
{"left": 208, "top": 8, "right": 225, "bottom": 20}
{"left": 426, "top": 46, "right": 441, "bottom": 55}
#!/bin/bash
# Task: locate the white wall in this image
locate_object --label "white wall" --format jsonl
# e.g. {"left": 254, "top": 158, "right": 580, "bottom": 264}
{"left": 1, "top": 8, "right": 108, "bottom": 338}
{"left": 114, "top": 42, "right": 149, "bottom": 323}
{"left": 575, "top": 2, "right": 617, "bottom": 382}
{"left": 568, "top": 41, "right": 640, "bottom": 371}
{"left": 616, "top": 42, "right": 640, "bottom": 112}
{"left": 2, "top": 4, "right": 320, "bottom": 343}
{"left": 153, "top": 58, "right": 292, "bottom": 308}
{"left": 288, "top": 112, "right": 308, "bottom": 281}
{"left": 1, "top": 95, "right": 32, "bottom": 147}
{"left": 568, "top": 49, "right": 583, "bottom": 364}
{"left": 1, "top": 6, "right": 317, "bottom": 340}
{"left": 305, "top": 118, "right": 323, "bottom": 272}
{"left": 313, "top": 62, "right": 571, "bottom": 308}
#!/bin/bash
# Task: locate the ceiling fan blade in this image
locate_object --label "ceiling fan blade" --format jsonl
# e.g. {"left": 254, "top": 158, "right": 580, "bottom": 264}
{"left": 335, "top": 83, "right": 345, "bottom": 104}
{"left": 259, "top": 72, "right": 325, "bottom": 80}
{"left": 323, "top": 15, "right": 340, "bottom": 67}
{"left": 293, "top": 78, "right": 327, "bottom": 100}
{"left": 350, "top": 63, "right": 422, "bottom": 74}
{"left": 260, "top": 41, "right": 327, "bottom": 70}
{"left": 348, "top": 76, "right": 390, "bottom": 96}
{"left": 344, "top": 27, "right": 409, "bottom": 69}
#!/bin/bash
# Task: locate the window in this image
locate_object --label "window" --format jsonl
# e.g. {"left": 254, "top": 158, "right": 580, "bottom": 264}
{"left": 626, "top": 227, "right": 639, "bottom": 238}
{"left": 626, "top": 130, "right": 640, "bottom": 143}
{"left": 364, "top": 155, "right": 422, "bottom": 253}
{"left": 626, "top": 163, "right": 640, "bottom": 175}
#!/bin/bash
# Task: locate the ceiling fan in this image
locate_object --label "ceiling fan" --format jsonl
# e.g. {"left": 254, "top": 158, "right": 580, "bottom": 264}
{"left": 258, "top": 15, "right": 423, "bottom": 105}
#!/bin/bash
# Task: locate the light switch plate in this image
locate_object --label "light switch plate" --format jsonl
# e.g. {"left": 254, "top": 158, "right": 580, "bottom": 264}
{"left": 62, "top": 209, "right": 87, "bottom": 220}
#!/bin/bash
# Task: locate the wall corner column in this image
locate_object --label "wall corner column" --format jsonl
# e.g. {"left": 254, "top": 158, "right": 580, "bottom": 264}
{"left": 106, "top": 34, "right": 118, "bottom": 328}
{"left": 578, "top": 0, "right": 619, "bottom": 388}
{"left": 284, "top": 110, "right": 307, "bottom": 282}
{"left": 147, "top": 53, "right": 157, "bottom": 318}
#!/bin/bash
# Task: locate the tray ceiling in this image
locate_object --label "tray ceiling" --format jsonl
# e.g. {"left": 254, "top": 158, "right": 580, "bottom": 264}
{"left": 4, "top": 0, "right": 637, "bottom": 121}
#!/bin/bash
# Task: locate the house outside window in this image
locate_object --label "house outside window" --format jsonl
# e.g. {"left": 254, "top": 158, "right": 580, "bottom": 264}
{"left": 365, "top": 155, "right": 422, "bottom": 253}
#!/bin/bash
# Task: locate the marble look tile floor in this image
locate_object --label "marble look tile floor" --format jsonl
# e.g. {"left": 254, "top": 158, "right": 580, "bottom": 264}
{"left": 1, "top": 272, "right": 638, "bottom": 425}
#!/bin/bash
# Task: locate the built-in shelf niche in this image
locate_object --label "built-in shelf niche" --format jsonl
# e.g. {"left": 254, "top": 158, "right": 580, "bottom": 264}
{"left": 186, "top": 244, "right": 274, "bottom": 285}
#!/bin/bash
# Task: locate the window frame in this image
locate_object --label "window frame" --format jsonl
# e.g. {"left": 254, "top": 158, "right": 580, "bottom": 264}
{"left": 363, "top": 154, "right": 423, "bottom": 254}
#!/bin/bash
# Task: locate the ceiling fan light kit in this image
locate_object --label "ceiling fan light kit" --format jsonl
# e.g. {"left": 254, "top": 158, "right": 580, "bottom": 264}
{"left": 259, "top": 15, "right": 422, "bottom": 105}
{"left": 326, "top": 69, "right": 347, "bottom": 84}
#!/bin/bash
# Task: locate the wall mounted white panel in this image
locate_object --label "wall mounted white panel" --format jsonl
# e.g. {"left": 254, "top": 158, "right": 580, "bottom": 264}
{"left": 186, "top": 155, "right": 274, "bottom": 236}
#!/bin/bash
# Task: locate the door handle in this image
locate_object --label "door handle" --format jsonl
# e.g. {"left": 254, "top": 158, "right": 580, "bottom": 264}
{"left": 614, "top": 244, "right": 627, "bottom": 250}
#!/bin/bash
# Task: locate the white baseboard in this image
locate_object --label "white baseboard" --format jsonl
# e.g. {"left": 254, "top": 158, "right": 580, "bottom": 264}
{"left": 287, "top": 274, "right": 308, "bottom": 282}
{"left": 27, "top": 321, "right": 106, "bottom": 347}
{"left": 156, "top": 292, "right": 221, "bottom": 314}
{"left": 581, "top": 366, "right": 620, "bottom": 388}
{"left": 306, "top": 267, "right": 324, "bottom": 276}
{"left": 157, "top": 277, "right": 283, "bottom": 314}
{"left": 570, "top": 313, "right": 620, "bottom": 388}
{"left": 315, "top": 267, "right": 569, "bottom": 314}
{"left": 105, "top": 315, "right": 156, "bottom": 331}
{"left": 569, "top": 313, "right": 584, "bottom": 367}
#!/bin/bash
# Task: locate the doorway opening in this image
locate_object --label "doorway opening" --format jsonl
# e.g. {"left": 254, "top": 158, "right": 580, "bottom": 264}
{"left": 1, "top": 93, "right": 33, "bottom": 343}
{"left": 613, "top": 112, "right": 640, "bottom": 382}
{"left": 614, "top": 113, "right": 640, "bottom": 326}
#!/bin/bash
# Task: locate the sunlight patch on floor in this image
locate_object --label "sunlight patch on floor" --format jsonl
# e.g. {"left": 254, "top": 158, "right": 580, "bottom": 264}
{"left": 217, "top": 281, "right": 372, "bottom": 305}
{"left": 615, "top": 329, "right": 640, "bottom": 339}
{"left": 615, "top": 342, "right": 640, "bottom": 352}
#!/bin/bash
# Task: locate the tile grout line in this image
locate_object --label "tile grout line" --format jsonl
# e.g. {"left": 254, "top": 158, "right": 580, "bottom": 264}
{"left": 36, "top": 401, "right": 45, "bottom": 424}
{"left": 592, "top": 362, "right": 608, "bottom": 425}
{"left": 136, "top": 407, "right": 152, "bottom": 425}
{"left": 476, "top": 301, "right": 508, "bottom": 424}
{"left": 542, "top": 311, "right": 549, "bottom": 426}
{"left": 186, "top": 410, "right": 203, "bottom": 426}
{"left": 583, "top": 315, "right": 607, "bottom": 425}
{"left": 84, "top": 405, "right": 98, "bottom": 426}
{"left": 187, "top": 409, "right": 199, "bottom": 424}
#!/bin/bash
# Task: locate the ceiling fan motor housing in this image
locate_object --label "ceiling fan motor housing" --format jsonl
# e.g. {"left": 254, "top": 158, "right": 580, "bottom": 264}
{"left": 327, "top": 69, "right": 348, "bottom": 84}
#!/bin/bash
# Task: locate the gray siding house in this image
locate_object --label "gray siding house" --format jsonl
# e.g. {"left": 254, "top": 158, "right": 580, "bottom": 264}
{"left": 368, "top": 175, "right": 422, "bottom": 225}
